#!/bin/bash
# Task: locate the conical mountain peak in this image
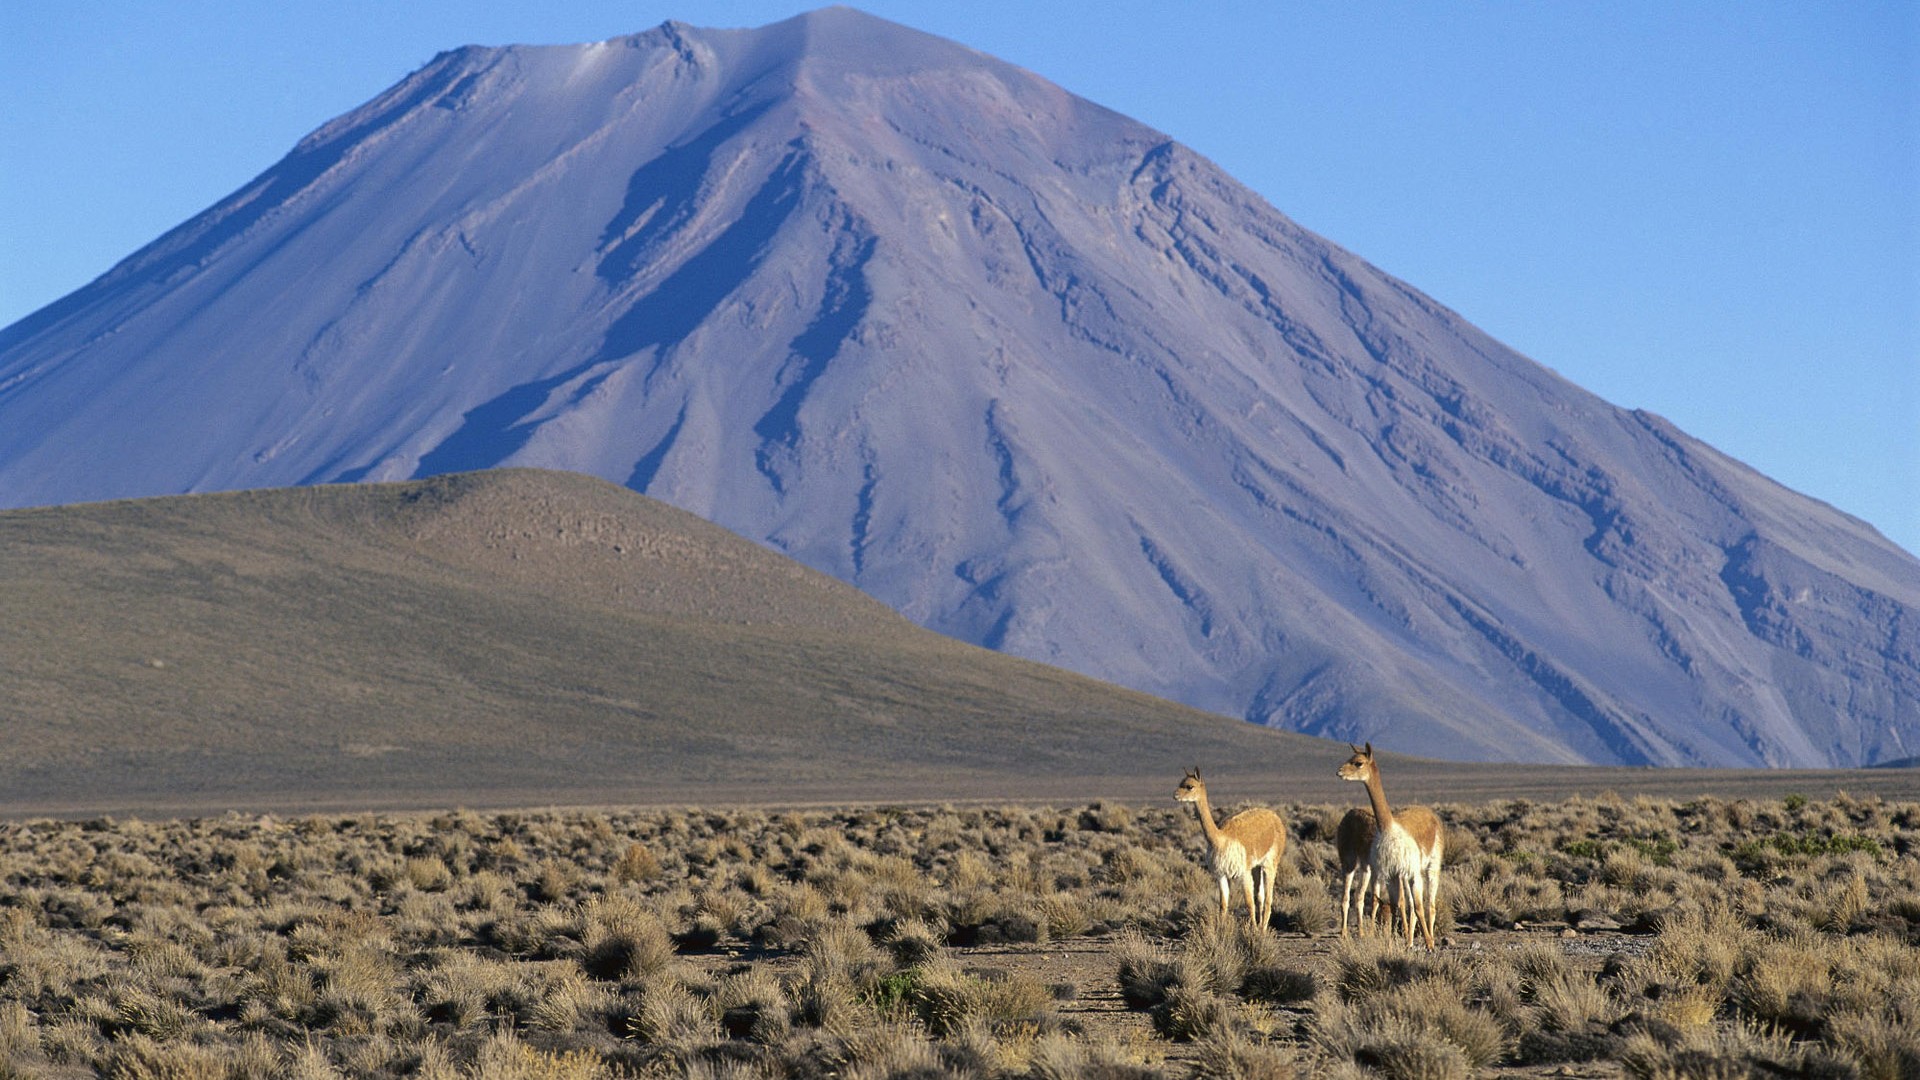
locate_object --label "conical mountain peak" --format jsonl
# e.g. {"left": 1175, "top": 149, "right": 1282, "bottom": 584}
{"left": 3, "top": 10, "right": 1915, "bottom": 768}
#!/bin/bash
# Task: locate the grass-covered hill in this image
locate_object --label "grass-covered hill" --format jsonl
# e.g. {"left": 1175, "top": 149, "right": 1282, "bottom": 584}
{"left": 3, "top": 468, "right": 1910, "bottom": 817}
{"left": 1, "top": 469, "right": 1351, "bottom": 814}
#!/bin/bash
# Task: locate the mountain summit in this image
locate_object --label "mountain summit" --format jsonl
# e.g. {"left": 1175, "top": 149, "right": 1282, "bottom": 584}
{"left": 3, "top": 8, "right": 1915, "bottom": 766}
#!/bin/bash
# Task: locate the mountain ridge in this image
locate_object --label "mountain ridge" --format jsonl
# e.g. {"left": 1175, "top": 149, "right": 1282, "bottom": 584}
{"left": 3, "top": 8, "right": 1915, "bottom": 767}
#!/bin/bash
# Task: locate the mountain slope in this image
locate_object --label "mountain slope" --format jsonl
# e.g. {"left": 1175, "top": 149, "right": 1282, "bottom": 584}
{"left": 3, "top": 8, "right": 1915, "bottom": 766}
{"left": 0, "top": 468, "right": 1352, "bottom": 812}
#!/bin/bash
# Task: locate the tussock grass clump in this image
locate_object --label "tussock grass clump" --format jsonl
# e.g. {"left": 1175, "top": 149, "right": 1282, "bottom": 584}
{"left": 577, "top": 894, "right": 678, "bottom": 981}
{"left": 1190, "top": 1028, "right": 1300, "bottom": 1080}
{"left": 1314, "top": 940, "right": 1505, "bottom": 1075}
{"left": 1027, "top": 1032, "right": 1163, "bottom": 1080}
{"left": 909, "top": 957, "right": 1061, "bottom": 1038}
{"left": 1113, "top": 919, "right": 1315, "bottom": 1043}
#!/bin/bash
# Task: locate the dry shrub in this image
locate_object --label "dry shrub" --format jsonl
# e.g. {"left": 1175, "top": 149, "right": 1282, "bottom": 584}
{"left": 99, "top": 1033, "right": 231, "bottom": 1080}
{"left": 1268, "top": 874, "right": 1335, "bottom": 935}
{"left": 302, "top": 936, "right": 411, "bottom": 1035}
{"left": 108, "top": 982, "right": 202, "bottom": 1042}
{"left": 879, "top": 917, "right": 946, "bottom": 966}
{"left": 1191, "top": 1029, "right": 1298, "bottom": 1080}
{"left": 835, "top": 1023, "right": 970, "bottom": 1080}
{"left": 1826, "top": 1004, "right": 1920, "bottom": 1080}
{"left": 1329, "top": 937, "right": 1458, "bottom": 1003}
{"left": 1153, "top": 981, "right": 1244, "bottom": 1042}
{"left": 1080, "top": 802, "right": 1134, "bottom": 834}
{"left": 804, "top": 924, "right": 888, "bottom": 990}
{"left": 404, "top": 855, "right": 455, "bottom": 893}
{"left": 1378, "top": 981, "right": 1505, "bottom": 1069}
{"left": 526, "top": 970, "right": 615, "bottom": 1034}
{"left": 224, "top": 1031, "right": 286, "bottom": 1080}
{"left": 0, "top": 1001, "right": 34, "bottom": 1061}
{"left": 1315, "top": 937, "right": 1503, "bottom": 1074}
{"left": 1532, "top": 969, "right": 1615, "bottom": 1034}
{"left": 1630, "top": 903, "right": 1750, "bottom": 1002}
{"left": 911, "top": 957, "right": 1059, "bottom": 1038}
{"left": 1730, "top": 933, "right": 1835, "bottom": 1037}
{"left": 713, "top": 968, "right": 791, "bottom": 1044}
{"left": 1176, "top": 916, "right": 1260, "bottom": 996}
{"left": 1653, "top": 984, "right": 1721, "bottom": 1032}
{"left": 1182, "top": 917, "right": 1317, "bottom": 1005}
{"left": 791, "top": 961, "right": 862, "bottom": 1035}
{"left": 39, "top": 1014, "right": 105, "bottom": 1066}
{"left": 578, "top": 896, "right": 676, "bottom": 981}
{"left": 686, "top": 883, "right": 755, "bottom": 945}
{"left": 1617, "top": 1019, "right": 1822, "bottom": 1080}
{"left": 1239, "top": 962, "right": 1318, "bottom": 1007}
{"left": 759, "top": 882, "right": 832, "bottom": 948}
{"left": 1026, "top": 1032, "right": 1161, "bottom": 1080}
{"left": 1313, "top": 999, "right": 1474, "bottom": 1080}
{"left": 1805, "top": 871, "right": 1871, "bottom": 932}
{"left": 625, "top": 981, "right": 719, "bottom": 1065}
{"left": 2, "top": 914, "right": 114, "bottom": 1006}
{"left": 1111, "top": 930, "right": 1238, "bottom": 1041}
{"left": 1038, "top": 891, "right": 1095, "bottom": 938}
{"left": 415, "top": 949, "right": 515, "bottom": 1029}
{"left": 468, "top": 1029, "right": 611, "bottom": 1080}
{"left": 1113, "top": 930, "right": 1182, "bottom": 1009}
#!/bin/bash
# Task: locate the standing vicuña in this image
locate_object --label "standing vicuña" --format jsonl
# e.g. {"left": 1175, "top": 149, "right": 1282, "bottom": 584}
{"left": 1335, "top": 806, "right": 1378, "bottom": 937}
{"left": 1337, "top": 743, "right": 1444, "bottom": 949}
{"left": 1174, "top": 767, "right": 1287, "bottom": 931}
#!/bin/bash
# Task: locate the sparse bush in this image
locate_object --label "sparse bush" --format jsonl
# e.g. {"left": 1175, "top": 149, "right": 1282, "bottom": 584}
{"left": 625, "top": 980, "right": 719, "bottom": 1065}
{"left": 1026, "top": 1032, "right": 1162, "bottom": 1080}
{"left": 911, "top": 957, "right": 1059, "bottom": 1037}
{"left": 1114, "top": 930, "right": 1183, "bottom": 1009}
{"left": 1191, "top": 1028, "right": 1299, "bottom": 1080}
{"left": 578, "top": 895, "right": 677, "bottom": 981}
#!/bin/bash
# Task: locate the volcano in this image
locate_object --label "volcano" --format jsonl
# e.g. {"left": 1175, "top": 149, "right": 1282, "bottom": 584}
{"left": 3, "top": 8, "right": 1915, "bottom": 766}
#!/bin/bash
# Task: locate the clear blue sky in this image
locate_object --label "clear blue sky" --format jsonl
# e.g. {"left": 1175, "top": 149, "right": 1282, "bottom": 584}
{"left": 3, "top": 1, "right": 1915, "bottom": 555}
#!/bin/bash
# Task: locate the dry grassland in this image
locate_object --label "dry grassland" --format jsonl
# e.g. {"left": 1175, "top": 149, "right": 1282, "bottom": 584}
{"left": 3, "top": 792, "right": 1917, "bottom": 1078}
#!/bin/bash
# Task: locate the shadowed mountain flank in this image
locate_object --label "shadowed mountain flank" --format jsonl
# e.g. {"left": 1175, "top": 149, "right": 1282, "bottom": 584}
{"left": 2, "top": 9, "right": 1915, "bottom": 766}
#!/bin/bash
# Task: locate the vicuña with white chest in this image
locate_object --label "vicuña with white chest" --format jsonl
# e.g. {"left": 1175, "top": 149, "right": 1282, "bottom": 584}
{"left": 1337, "top": 742, "right": 1444, "bottom": 949}
{"left": 1174, "top": 767, "right": 1287, "bottom": 931}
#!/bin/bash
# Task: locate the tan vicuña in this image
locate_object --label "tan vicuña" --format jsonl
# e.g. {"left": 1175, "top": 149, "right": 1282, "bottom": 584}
{"left": 1174, "top": 767, "right": 1287, "bottom": 931}
{"left": 1337, "top": 742, "right": 1445, "bottom": 949}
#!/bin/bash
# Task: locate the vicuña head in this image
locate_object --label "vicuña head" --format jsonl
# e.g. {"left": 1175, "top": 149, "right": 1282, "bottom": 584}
{"left": 1336, "top": 741, "right": 1377, "bottom": 785}
{"left": 1174, "top": 766, "right": 1207, "bottom": 804}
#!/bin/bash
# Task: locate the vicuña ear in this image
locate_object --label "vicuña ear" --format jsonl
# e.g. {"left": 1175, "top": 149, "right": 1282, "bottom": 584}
{"left": 1363, "top": 741, "right": 1373, "bottom": 755}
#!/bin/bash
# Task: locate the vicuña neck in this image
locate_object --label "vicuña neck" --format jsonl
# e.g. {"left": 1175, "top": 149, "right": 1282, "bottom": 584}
{"left": 1362, "top": 769, "right": 1396, "bottom": 833}
{"left": 1189, "top": 790, "right": 1224, "bottom": 847}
